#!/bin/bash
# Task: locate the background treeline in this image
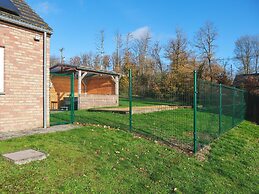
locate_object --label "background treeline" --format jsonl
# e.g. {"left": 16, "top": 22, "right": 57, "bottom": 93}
{"left": 51, "top": 22, "right": 259, "bottom": 97}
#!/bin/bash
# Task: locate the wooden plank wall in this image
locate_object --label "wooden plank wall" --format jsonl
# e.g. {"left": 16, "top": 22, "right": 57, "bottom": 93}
{"left": 50, "top": 75, "right": 115, "bottom": 109}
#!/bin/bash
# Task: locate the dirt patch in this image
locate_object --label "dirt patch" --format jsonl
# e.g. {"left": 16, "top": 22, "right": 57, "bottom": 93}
{"left": 132, "top": 133, "right": 194, "bottom": 156}
{"left": 89, "top": 105, "right": 191, "bottom": 114}
{"left": 195, "top": 145, "right": 211, "bottom": 161}
{"left": 183, "top": 131, "right": 193, "bottom": 137}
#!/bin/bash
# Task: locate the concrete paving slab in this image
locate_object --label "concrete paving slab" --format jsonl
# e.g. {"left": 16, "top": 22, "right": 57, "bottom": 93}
{"left": 3, "top": 149, "right": 47, "bottom": 165}
{"left": 0, "top": 124, "right": 79, "bottom": 141}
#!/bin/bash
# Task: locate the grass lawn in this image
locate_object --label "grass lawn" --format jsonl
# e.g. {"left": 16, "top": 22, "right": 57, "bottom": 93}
{"left": 0, "top": 121, "right": 258, "bottom": 193}
{"left": 49, "top": 97, "right": 171, "bottom": 126}
{"left": 52, "top": 107, "right": 240, "bottom": 150}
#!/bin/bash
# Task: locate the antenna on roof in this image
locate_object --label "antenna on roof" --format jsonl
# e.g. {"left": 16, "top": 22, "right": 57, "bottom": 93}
{"left": 59, "top": 48, "right": 65, "bottom": 64}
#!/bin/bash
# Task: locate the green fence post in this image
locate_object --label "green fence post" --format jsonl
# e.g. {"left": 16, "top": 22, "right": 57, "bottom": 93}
{"left": 219, "top": 84, "right": 222, "bottom": 135}
{"left": 129, "top": 69, "right": 133, "bottom": 131}
{"left": 70, "top": 73, "right": 75, "bottom": 124}
{"left": 232, "top": 89, "right": 236, "bottom": 127}
{"left": 193, "top": 70, "right": 197, "bottom": 154}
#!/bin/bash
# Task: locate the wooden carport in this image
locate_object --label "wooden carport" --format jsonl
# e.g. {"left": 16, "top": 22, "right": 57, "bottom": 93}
{"left": 50, "top": 64, "right": 120, "bottom": 110}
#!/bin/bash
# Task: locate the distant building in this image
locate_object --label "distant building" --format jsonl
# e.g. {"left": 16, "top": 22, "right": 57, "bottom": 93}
{"left": 234, "top": 73, "right": 259, "bottom": 124}
{"left": 50, "top": 64, "right": 120, "bottom": 110}
{"left": 233, "top": 73, "right": 259, "bottom": 94}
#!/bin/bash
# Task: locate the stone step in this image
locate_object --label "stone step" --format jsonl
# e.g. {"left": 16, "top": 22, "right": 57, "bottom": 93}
{"left": 3, "top": 149, "right": 47, "bottom": 165}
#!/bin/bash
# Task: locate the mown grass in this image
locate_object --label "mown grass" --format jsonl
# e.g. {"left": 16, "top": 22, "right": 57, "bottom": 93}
{"left": 49, "top": 97, "right": 169, "bottom": 125}
{"left": 0, "top": 121, "right": 258, "bottom": 193}
{"left": 52, "top": 107, "right": 239, "bottom": 150}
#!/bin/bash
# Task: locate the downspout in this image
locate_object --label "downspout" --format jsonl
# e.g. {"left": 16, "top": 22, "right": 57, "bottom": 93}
{"left": 43, "top": 32, "right": 47, "bottom": 128}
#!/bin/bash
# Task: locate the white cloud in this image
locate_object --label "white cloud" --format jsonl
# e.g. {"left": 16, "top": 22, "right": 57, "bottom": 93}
{"left": 131, "top": 26, "right": 151, "bottom": 40}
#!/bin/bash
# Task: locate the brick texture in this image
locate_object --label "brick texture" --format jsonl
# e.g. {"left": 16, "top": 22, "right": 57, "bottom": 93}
{"left": 80, "top": 95, "right": 119, "bottom": 109}
{"left": 0, "top": 21, "right": 50, "bottom": 132}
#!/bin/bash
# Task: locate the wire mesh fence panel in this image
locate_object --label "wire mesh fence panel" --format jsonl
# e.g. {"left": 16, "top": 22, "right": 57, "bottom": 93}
{"left": 197, "top": 80, "right": 246, "bottom": 150}
{"left": 57, "top": 68, "right": 247, "bottom": 154}
{"left": 130, "top": 74, "right": 194, "bottom": 152}
{"left": 221, "top": 85, "right": 234, "bottom": 133}
{"left": 73, "top": 73, "right": 130, "bottom": 131}
{"left": 233, "top": 89, "right": 246, "bottom": 125}
{"left": 49, "top": 73, "right": 75, "bottom": 126}
{"left": 197, "top": 80, "right": 220, "bottom": 148}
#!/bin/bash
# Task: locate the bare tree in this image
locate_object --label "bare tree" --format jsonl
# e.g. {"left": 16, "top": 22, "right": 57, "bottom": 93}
{"left": 132, "top": 30, "right": 151, "bottom": 75}
{"left": 112, "top": 32, "right": 123, "bottom": 72}
{"left": 166, "top": 29, "right": 189, "bottom": 72}
{"left": 151, "top": 41, "right": 164, "bottom": 73}
{"left": 69, "top": 56, "right": 82, "bottom": 66}
{"left": 121, "top": 33, "right": 134, "bottom": 73}
{"left": 252, "top": 36, "right": 259, "bottom": 73}
{"left": 96, "top": 30, "right": 105, "bottom": 69}
{"left": 234, "top": 36, "right": 254, "bottom": 74}
{"left": 93, "top": 54, "right": 101, "bottom": 70}
{"left": 50, "top": 55, "right": 60, "bottom": 67}
{"left": 81, "top": 52, "right": 94, "bottom": 67}
{"left": 194, "top": 22, "right": 218, "bottom": 81}
{"left": 102, "top": 55, "right": 111, "bottom": 70}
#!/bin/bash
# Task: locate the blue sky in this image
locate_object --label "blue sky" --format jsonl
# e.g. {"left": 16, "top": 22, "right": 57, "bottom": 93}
{"left": 27, "top": 0, "right": 259, "bottom": 62}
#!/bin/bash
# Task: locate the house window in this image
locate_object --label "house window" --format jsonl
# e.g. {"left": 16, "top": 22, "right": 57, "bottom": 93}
{"left": 0, "top": 47, "right": 4, "bottom": 93}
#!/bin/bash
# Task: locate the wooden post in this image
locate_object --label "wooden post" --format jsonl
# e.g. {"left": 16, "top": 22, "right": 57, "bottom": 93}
{"left": 115, "top": 76, "right": 119, "bottom": 106}
{"left": 115, "top": 76, "right": 119, "bottom": 96}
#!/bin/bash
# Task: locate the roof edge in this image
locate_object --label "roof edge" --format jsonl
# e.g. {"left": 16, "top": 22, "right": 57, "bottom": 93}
{"left": 51, "top": 64, "right": 121, "bottom": 76}
{"left": 0, "top": 14, "right": 52, "bottom": 34}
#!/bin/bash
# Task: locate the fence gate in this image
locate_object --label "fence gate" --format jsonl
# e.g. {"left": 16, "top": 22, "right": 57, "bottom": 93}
{"left": 49, "top": 73, "right": 75, "bottom": 126}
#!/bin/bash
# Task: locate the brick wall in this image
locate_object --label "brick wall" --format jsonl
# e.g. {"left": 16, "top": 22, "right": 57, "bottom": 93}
{"left": 0, "top": 21, "right": 50, "bottom": 132}
{"left": 80, "top": 94, "right": 119, "bottom": 109}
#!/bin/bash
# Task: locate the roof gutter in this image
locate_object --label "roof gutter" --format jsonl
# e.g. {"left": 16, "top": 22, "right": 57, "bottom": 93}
{"left": 50, "top": 64, "right": 121, "bottom": 77}
{"left": 0, "top": 15, "right": 52, "bottom": 34}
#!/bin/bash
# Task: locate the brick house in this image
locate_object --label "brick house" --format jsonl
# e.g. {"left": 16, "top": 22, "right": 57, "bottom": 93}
{"left": 0, "top": 0, "right": 52, "bottom": 131}
{"left": 50, "top": 64, "right": 120, "bottom": 110}
{"left": 233, "top": 73, "right": 259, "bottom": 94}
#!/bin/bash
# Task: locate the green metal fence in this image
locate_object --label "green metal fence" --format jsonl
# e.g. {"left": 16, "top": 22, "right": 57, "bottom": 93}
{"left": 49, "top": 73, "right": 75, "bottom": 126}
{"left": 128, "top": 69, "right": 195, "bottom": 153}
{"left": 52, "top": 69, "right": 246, "bottom": 154}
{"left": 196, "top": 79, "right": 246, "bottom": 151}
{"left": 128, "top": 70, "right": 246, "bottom": 153}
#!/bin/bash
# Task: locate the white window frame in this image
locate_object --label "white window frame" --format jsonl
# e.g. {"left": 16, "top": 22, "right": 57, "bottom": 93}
{"left": 0, "top": 47, "right": 4, "bottom": 94}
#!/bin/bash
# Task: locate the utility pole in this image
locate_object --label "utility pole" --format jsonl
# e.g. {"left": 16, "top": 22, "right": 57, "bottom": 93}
{"left": 99, "top": 30, "right": 104, "bottom": 70}
{"left": 59, "top": 48, "right": 65, "bottom": 64}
